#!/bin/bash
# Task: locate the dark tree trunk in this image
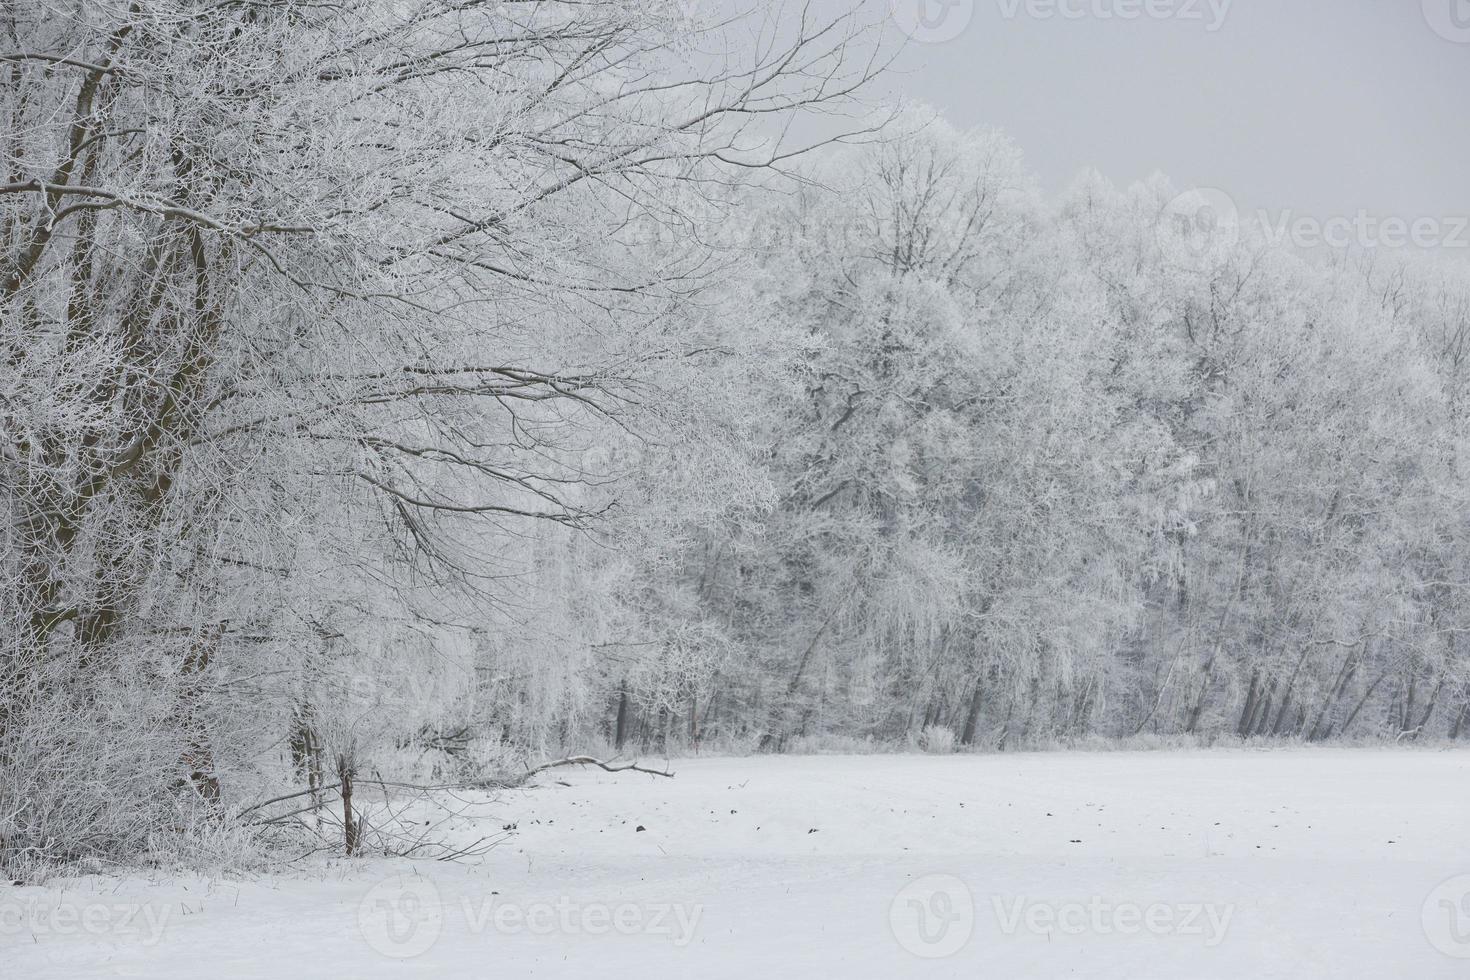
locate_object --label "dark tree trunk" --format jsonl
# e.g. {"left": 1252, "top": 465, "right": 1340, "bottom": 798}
{"left": 1236, "top": 670, "right": 1260, "bottom": 736}
{"left": 960, "top": 679, "right": 984, "bottom": 746}
{"left": 1184, "top": 656, "right": 1216, "bottom": 734}
{"left": 614, "top": 684, "right": 630, "bottom": 750}
{"left": 1339, "top": 670, "right": 1390, "bottom": 737}
{"left": 1410, "top": 677, "right": 1444, "bottom": 739}
{"left": 337, "top": 753, "right": 359, "bottom": 856}
{"left": 289, "top": 705, "right": 324, "bottom": 816}
{"left": 1450, "top": 694, "right": 1468, "bottom": 740}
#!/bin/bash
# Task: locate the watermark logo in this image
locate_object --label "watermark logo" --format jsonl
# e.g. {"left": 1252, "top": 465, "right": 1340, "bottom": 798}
{"left": 996, "top": 0, "right": 1232, "bottom": 31}
{"left": 890, "top": 0, "right": 976, "bottom": 44}
{"left": 1423, "top": 0, "right": 1470, "bottom": 43}
{"left": 1157, "top": 187, "right": 1240, "bottom": 270}
{"left": 1423, "top": 874, "right": 1470, "bottom": 958}
{"left": 889, "top": 878, "right": 1235, "bottom": 956}
{"left": 358, "top": 876, "right": 444, "bottom": 959}
{"left": 461, "top": 896, "right": 702, "bottom": 945}
{"left": 0, "top": 897, "right": 172, "bottom": 945}
{"left": 992, "top": 896, "right": 1233, "bottom": 945}
{"left": 1260, "top": 210, "right": 1470, "bottom": 252}
{"left": 356, "top": 876, "right": 704, "bottom": 958}
{"left": 889, "top": 874, "right": 975, "bottom": 958}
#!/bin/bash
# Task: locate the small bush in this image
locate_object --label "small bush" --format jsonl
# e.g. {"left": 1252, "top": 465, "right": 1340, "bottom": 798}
{"left": 915, "top": 725, "right": 957, "bottom": 754}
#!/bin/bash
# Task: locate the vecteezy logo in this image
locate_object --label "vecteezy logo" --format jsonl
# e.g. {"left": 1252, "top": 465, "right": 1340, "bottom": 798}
{"left": 889, "top": 874, "right": 975, "bottom": 958}
{"left": 889, "top": 0, "right": 976, "bottom": 44}
{"left": 1157, "top": 187, "right": 1240, "bottom": 271}
{"left": 1423, "top": 0, "right": 1470, "bottom": 42}
{"left": 358, "top": 876, "right": 444, "bottom": 959}
{"left": 1423, "top": 874, "right": 1470, "bottom": 958}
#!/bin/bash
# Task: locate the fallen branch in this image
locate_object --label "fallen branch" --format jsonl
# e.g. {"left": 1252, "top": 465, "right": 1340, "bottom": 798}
{"left": 518, "top": 755, "right": 675, "bottom": 784}
{"left": 238, "top": 757, "right": 671, "bottom": 829}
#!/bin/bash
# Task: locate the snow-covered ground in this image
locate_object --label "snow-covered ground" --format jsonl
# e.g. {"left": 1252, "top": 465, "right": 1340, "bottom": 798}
{"left": 7, "top": 748, "right": 1470, "bottom": 978}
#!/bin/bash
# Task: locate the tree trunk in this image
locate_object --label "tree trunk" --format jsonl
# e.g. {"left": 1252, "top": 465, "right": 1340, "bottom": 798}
{"left": 1236, "top": 669, "right": 1260, "bottom": 736}
{"left": 614, "top": 684, "right": 630, "bottom": 750}
{"left": 1339, "top": 670, "right": 1390, "bottom": 737}
{"left": 960, "top": 678, "right": 984, "bottom": 746}
{"left": 337, "top": 753, "right": 359, "bottom": 856}
{"left": 1306, "top": 646, "right": 1358, "bottom": 741}
{"left": 1409, "top": 676, "right": 1444, "bottom": 740}
{"left": 1450, "top": 693, "right": 1469, "bottom": 740}
{"left": 289, "top": 705, "right": 325, "bottom": 820}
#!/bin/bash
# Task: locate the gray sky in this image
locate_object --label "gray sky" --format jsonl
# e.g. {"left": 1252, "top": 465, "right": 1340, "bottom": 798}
{"left": 873, "top": 0, "right": 1470, "bottom": 234}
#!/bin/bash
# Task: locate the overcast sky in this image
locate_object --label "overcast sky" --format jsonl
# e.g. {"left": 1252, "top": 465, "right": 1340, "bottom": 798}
{"left": 872, "top": 0, "right": 1470, "bottom": 234}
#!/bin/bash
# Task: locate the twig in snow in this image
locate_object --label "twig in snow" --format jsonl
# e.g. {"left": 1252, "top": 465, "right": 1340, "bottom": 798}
{"left": 517, "top": 755, "right": 675, "bottom": 784}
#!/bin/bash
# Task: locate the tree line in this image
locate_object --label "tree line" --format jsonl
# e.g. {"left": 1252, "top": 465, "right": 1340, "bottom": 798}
{"left": 2, "top": 0, "right": 1466, "bottom": 875}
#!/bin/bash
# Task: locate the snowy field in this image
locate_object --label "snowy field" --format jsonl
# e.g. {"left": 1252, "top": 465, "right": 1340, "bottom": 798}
{"left": 7, "top": 748, "right": 1470, "bottom": 979}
